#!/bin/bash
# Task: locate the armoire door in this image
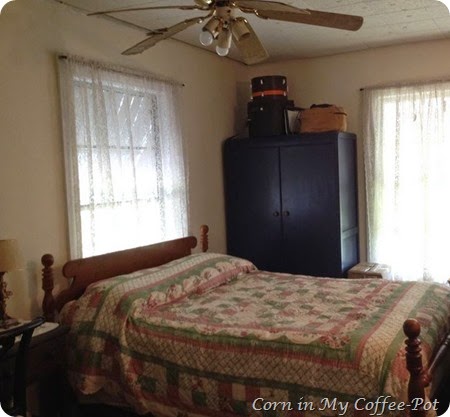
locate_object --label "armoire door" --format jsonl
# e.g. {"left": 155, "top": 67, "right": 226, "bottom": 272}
{"left": 224, "top": 145, "right": 283, "bottom": 271}
{"left": 280, "top": 143, "right": 341, "bottom": 276}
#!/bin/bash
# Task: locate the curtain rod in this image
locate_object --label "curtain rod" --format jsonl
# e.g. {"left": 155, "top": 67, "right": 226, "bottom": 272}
{"left": 360, "top": 78, "right": 450, "bottom": 92}
{"left": 58, "top": 54, "right": 185, "bottom": 87}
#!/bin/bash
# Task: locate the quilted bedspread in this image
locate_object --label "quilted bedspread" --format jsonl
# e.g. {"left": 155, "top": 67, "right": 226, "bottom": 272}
{"left": 61, "top": 253, "right": 450, "bottom": 417}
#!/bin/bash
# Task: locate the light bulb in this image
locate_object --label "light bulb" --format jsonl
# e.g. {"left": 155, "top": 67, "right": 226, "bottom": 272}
{"left": 199, "top": 30, "right": 214, "bottom": 46}
{"left": 216, "top": 45, "right": 230, "bottom": 56}
{"left": 216, "top": 28, "right": 232, "bottom": 57}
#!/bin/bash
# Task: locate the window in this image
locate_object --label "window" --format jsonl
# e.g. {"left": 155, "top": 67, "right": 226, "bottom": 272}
{"left": 58, "top": 56, "right": 188, "bottom": 258}
{"left": 363, "top": 81, "right": 450, "bottom": 283}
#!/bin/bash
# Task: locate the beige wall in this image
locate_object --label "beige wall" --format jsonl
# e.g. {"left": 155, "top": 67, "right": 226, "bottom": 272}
{"left": 0, "top": 0, "right": 241, "bottom": 318}
{"left": 240, "top": 39, "right": 450, "bottom": 260}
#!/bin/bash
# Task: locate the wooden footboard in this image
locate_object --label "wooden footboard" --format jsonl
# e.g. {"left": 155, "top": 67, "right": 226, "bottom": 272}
{"left": 404, "top": 318, "right": 450, "bottom": 416}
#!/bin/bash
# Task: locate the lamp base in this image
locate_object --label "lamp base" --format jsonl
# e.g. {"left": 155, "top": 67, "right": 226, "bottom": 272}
{"left": 0, "top": 316, "right": 19, "bottom": 329}
{"left": 0, "top": 270, "right": 16, "bottom": 329}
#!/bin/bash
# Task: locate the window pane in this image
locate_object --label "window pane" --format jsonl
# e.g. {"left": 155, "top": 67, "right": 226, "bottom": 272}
{"left": 59, "top": 58, "right": 188, "bottom": 258}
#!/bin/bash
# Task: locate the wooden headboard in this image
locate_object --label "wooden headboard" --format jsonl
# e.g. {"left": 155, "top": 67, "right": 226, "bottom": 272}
{"left": 41, "top": 225, "right": 209, "bottom": 321}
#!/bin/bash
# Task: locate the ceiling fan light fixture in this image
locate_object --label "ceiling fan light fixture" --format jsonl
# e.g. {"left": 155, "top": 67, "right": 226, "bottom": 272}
{"left": 194, "top": 0, "right": 213, "bottom": 6}
{"left": 199, "top": 16, "right": 221, "bottom": 45}
{"left": 216, "top": 27, "right": 232, "bottom": 56}
{"left": 231, "top": 17, "right": 250, "bottom": 41}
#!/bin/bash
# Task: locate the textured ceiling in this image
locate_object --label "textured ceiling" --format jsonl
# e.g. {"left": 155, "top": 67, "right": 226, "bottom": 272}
{"left": 55, "top": 0, "right": 450, "bottom": 64}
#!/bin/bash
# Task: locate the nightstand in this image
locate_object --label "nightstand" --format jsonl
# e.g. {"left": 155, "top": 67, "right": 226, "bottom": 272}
{"left": 1, "top": 321, "right": 69, "bottom": 417}
{"left": 347, "top": 262, "right": 392, "bottom": 279}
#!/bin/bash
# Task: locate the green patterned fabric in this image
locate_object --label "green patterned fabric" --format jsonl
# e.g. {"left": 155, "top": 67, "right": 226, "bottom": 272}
{"left": 61, "top": 253, "right": 450, "bottom": 417}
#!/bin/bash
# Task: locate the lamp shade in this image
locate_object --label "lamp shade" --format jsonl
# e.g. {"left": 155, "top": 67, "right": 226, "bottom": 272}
{"left": 0, "top": 239, "right": 22, "bottom": 272}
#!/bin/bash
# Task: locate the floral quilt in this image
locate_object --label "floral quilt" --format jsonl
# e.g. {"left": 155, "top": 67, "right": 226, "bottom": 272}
{"left": 61, "top": 253, "right": 450, "bottom": 417}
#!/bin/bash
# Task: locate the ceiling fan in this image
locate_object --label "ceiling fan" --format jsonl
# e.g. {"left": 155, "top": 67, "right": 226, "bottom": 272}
{"left": 89, "top": 0, "right": 364, "bottom": 65}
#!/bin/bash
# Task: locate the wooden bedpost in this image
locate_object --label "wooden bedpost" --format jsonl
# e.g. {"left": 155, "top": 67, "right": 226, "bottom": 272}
{"left": 41, "top": 254, "right": 56, "bottom": 322}
{"left": 403, "top": 319, "right": 428, "bottom": 417}
{"left": 200, "top": 225, "right": 209, "bottom": 252}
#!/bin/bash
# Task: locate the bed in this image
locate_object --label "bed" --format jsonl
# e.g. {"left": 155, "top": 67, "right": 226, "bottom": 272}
{"left": 40, "top": 226, "right": 450, "bottom": 417}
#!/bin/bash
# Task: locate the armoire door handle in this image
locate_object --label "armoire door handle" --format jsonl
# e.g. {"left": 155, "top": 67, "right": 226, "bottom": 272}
{"left": 273, "top": 211, "right": 280, "bottom": 217}
{"left": 283, "top": 211, "right": 290, "bottom": 217}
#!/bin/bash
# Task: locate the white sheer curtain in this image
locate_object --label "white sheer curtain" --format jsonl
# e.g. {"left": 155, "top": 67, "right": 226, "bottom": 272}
{"left": 58, "top": 56, "right": 188, "bottom": 258}
{"left": 363, "top": 81, "right": 450, "bottom": 283}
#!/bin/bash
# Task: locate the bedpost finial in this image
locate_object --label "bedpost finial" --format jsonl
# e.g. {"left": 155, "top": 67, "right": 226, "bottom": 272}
{"left": 403, "top": 318, "right": 428, "bottom": 414}
{"left": 404, "top": 318, "right": 421, "bottom": 339}
{"left": 41, "top": 253, "right": 56, "bottom": 322}
{"left": 41, "top": 253, "right": 54, "bottom": 268}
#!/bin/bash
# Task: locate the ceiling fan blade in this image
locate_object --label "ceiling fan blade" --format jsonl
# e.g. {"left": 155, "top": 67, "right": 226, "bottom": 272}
{"left": 252, "top": 8, "right": 363, "bottom": 31}
{"left": 122, "top": 16, "right": 205, "bottom": 55}
{"left": 88, "top": 5, "right": 206, "bottom": 16}
{"left": 235, "top": 0, "right": 309, "bottom": 14}
{"left": 233, "top": 21, "right": 269, "bottom": 65}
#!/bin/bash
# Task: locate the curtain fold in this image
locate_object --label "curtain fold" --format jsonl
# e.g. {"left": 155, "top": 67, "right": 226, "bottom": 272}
{"left": 363, "top": 81, "right": 450, "bottom": 283}
{"left": 58, "top": 56, "right": 188, "bottom": 258}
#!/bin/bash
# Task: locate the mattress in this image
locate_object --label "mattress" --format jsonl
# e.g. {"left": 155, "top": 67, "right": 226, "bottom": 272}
{"left": 60, "top": 253, "right": 450, "bottom": 416}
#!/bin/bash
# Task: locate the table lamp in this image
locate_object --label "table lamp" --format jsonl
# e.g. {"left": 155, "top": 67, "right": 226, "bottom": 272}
{"left": 0, "top": 239, "right": 21, "bottom": 328}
